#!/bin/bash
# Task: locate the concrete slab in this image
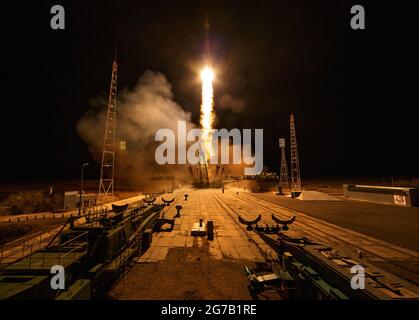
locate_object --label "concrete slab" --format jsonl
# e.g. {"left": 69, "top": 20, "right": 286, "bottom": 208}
{"left": 296, "top": 191, "right": 342, "bottom": 201}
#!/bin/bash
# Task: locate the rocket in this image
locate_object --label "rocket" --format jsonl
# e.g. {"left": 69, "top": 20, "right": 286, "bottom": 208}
{"left": 204, "top": 15, "right": 211, "bottom": 66}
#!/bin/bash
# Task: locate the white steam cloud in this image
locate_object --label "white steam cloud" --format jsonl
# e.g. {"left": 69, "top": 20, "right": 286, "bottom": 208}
{"left": 77, "top": 70, "right": 194, "bottom": 188}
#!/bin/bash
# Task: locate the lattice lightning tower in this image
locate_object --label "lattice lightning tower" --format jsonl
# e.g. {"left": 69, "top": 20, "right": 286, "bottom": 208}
{"left": 279, "top": 138, "right": 289, "bottom": 188}
{"left": 98, "top": 58, "right": 118, "bottom": 203}
{"left": 290, "top": 113, "right": 302, "bottom": 192}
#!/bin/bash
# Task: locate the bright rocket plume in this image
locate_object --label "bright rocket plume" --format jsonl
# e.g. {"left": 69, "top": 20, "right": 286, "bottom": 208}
{"left": 200, "top": 65, "right": 214, "bottom": 160}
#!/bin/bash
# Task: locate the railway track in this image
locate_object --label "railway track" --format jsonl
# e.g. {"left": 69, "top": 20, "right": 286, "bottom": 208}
{"left": 227, "top": 191, "right": 419, "bottom": 287}
{"left": 212, "top": 192, "right": 278, "bottom": 261}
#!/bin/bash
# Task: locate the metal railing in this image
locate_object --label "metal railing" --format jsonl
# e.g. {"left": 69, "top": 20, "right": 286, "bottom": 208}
{"left": 0, "top": 231, "right": 52, "bottom": 269}
{"left": 41, "top": 231, "right": 89, "bottom": 269}
{"left": 0, "top": 230, "right": 88, "bottom": 271}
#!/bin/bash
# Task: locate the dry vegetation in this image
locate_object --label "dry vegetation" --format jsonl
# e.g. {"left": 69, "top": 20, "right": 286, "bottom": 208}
{"left": 0, "top": 191, "right": 63, "bottom": 215}
{"left": 0, "top": 220, "right": 64, "bottom": 245}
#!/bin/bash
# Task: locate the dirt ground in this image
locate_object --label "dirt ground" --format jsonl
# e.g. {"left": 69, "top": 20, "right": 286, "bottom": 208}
{"left": 0, "top": 219, "right": 64, "bottom": 245}
{"left": 108, "top": 240, "right": 260, "bottom": 300}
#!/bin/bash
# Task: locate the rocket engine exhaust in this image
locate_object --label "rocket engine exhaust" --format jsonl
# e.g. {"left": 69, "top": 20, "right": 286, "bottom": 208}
{"left": 200, "top": 65, "right": 214, "bottom": 161}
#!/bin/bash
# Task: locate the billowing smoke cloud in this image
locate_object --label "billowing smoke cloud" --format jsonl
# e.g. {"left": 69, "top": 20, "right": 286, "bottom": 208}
{"left": 77, "top": 71, "right": 194, "bottom": 189}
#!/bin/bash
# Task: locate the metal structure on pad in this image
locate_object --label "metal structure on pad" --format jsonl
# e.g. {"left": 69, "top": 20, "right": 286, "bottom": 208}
{"left": 0, "top": 201, "right": 167, "bottom": 300}
{"left": 98, "top": 57, "right": 118, "bottom": 204}
{"left": 241, "top": 215, "right": 418, "bottom": 300}
{"left": 278, "top": 138, "right": 289, "bottom": 189}
{"left": 289, "top": 113, "right": 302, "bottom": 193}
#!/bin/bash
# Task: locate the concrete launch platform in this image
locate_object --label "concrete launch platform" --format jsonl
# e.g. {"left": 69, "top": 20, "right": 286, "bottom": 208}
{"left": 109, "top": 188, "right": 419, "bottom": 300}
{"left": 137, "top": 189, "right": 265, "bottom": 263}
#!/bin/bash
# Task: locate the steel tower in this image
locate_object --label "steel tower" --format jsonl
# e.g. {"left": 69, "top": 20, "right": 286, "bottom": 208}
{"left": 290, "top": 113, "right": 302, "bottom": 192}
{"left": 279, "top": 138, "right": 289, "bottom": 188}
{"left": 98, "top": 58, "right": 118, "bottom": 203}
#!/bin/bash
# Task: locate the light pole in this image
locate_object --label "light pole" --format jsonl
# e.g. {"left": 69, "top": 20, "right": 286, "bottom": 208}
{"left": 79, "top": 163, "right": 89, "bottom": 215}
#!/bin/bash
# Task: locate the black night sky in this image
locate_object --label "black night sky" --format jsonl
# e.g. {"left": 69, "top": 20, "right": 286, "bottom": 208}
{"left": 2, "top": 0, "right": 419, "bottom": 183}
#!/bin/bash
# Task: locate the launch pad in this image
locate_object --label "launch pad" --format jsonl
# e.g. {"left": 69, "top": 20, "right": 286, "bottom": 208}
{"left": 107, "top": 188, "right": 419, "bottom": 300}
{"left": 1, "top": 185, "right": 419, "bottom": 300}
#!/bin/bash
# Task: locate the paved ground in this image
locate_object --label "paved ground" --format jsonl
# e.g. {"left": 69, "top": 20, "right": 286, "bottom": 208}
{"left": 138, "top": 190, "right": 264, "bottom": 263}
{"left": 250, "top": 192, "right": 419, "bottom": 252}
{"left": 109, "top": 244, "right": 258, "bottom": 300}
{"left": 109, "top": 189, "right": 265, "bottom": 300}
{"left": 109, "top": 188, "right": 419, "bottom": 300}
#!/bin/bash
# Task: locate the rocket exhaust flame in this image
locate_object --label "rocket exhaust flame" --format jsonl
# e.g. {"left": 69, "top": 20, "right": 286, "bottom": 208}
{"left": 200, "top": 66, "right": 214, "bottom": 162}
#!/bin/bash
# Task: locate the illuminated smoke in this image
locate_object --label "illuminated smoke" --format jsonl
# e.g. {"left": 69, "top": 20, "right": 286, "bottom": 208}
{"left": 77, "top": 71, "right": 194, "bottom": 189}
